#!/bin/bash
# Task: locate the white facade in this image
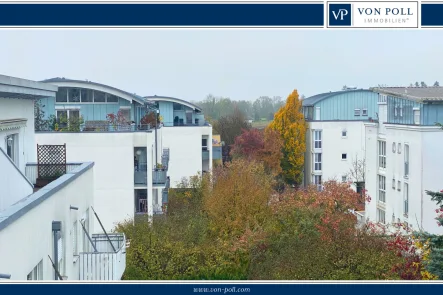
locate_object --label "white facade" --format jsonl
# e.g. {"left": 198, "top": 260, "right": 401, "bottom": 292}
{"left": 306, "top": 121, "right": 366, "bottom": 191}
{"left": 162, "top": 126, "right": 212, "bottom": 187}
{"left": 35, "top": 132, "right": 155, "bottom": 232}
{"left": 365, "top": 123, "right": 443, "bottom": 234}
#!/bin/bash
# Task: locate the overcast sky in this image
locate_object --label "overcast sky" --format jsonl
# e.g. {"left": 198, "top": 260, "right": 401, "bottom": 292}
{"left": 0, "top": 29, "right": 441, "bottom": 101}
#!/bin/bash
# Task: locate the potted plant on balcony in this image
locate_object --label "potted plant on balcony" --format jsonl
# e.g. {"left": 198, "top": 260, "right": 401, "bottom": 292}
{"left": 155, "top": 163, "right": 165, "bottom": 171}
{"left": 107, "top": 111, "right": 128, "bottom": 131}
{"left": 106, "top": 113, "right": 117, "bottom": 131}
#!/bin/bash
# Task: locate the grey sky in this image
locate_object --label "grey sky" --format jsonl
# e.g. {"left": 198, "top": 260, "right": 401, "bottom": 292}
{"left": 0, "top": 29, "right": 441, "bottom": 102}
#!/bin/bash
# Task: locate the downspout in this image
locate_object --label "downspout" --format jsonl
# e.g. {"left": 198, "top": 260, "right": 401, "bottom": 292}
{"left": 420, "top": 130, "right": 424, "bottom": 229}
{"left": 52, "top": 221, "right": 61, "bottom": 280}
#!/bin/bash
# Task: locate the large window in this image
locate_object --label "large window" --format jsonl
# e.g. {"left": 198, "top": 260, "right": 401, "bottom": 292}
{"left": 404, "top": 144, "right": 409, "bottom": 178}
{"left": 314, "top": 175, "right": 322, "bottom": 191}
{"left": 378, "top": 140, "right": 386, "bottom": 169}
{"left": 404, "top": 183, "right": 409, "bottom": 217}
{"left": 314, "top": 130, "right": 322, "bottom": 149}
{"left": 5, "top": 134, "right": 18, "bottom": 165}
{"left": 314, "top": 153, "right": 322, "bottom": 171}
{"left": 173, "top": 102, "right": 184, "bottom": 110}
{"left": 55, "top": 87, "right": 121, "bottom": 104}
{"left": 378, "top": 175, "right": 386, "bottom": 203}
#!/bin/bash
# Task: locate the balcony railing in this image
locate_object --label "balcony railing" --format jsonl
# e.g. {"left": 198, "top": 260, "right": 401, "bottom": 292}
{"left": 25, "top": 163, "right": 82, "bottom": 186}
{"left": 153, "top": 169, "right": 167, "bottom": 185}
{"left": 37, "top": 121, "right": 151, "bottom": 132}
{"left": 134, "top": 162, "right": 147, "bottom": 185}
{"left": 79, "top": 233, "right": 126, "bottom": 280}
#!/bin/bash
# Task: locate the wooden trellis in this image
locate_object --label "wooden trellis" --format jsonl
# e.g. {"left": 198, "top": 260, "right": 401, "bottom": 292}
{"left": 37, "top": 144, "right": 67, "bottom": 179}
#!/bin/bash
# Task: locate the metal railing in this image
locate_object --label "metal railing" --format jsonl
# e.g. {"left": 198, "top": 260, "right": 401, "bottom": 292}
{"left": 79, "top": 233, "right": 126, "bottom": 280}
{"left": 38, "top": 122, "right": 151, "bottom": 132}
{"left": 25, "top": 163, "right": 82, "bottom": 185}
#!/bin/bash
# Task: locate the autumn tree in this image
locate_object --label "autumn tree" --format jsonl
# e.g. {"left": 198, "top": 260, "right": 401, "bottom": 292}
{"left": 268, "top": 89, "right": 306, "bottom": 186}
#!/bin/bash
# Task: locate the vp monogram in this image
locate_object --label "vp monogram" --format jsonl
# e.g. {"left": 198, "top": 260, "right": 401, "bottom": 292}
{"left": 332, "top": 9, "right": 349, "bottom": 20}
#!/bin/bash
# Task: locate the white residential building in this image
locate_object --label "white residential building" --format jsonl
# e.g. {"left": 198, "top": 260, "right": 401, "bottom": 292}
{"left": 0, "top": 75, "right": 126, "bottom": 281}
{"left": 365, "top": 87, "right": 443, "bottom": 234}
{"left": 302, "top": 89, "right": 378, "bottom": 195}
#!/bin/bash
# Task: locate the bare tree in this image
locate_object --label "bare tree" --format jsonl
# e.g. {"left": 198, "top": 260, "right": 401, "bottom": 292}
{"left": 347, "top": 154, "right": 366, "bottom": 205}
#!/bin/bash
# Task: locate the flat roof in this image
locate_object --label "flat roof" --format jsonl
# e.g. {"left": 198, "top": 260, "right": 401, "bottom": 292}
{"left": 0, "top": 74, "right": 58, "bottom": 99}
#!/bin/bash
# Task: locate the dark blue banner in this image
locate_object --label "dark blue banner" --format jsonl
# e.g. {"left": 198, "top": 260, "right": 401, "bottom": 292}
{"left": 0, "top": 3, "right": 324, "bottom": 27}
{"left": 1, "top": 283, "right": 443, "bottom": 294}
{"left": 421, "top": 3, "right": 443, "bottom": 26}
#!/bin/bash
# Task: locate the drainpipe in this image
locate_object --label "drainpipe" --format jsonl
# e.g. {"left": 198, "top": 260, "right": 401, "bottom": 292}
{"left": 52, "top": 221, "right": 61, "bottom": 280}
{"left": 155, "top": 109, "right": 159, "bottom": 166}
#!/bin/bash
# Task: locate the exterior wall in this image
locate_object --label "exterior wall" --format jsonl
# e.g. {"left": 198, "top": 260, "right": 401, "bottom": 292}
{"left": 159, "top": 101, "right": 174, "bottom": 127}
{"left": 423, "top": 103, "right": 443, "bottom": 126}
{"left": 0, "top": 164, "right": 94, "bottom": 280}
{"left": 364, "top": 122, "right": 443, "bottom": 234}
{"left": 312, "top": 91, "right": 378, "bottom": 121}
{"left": 307, "top": 121, "right": 366, "bottom": 187}
{"left": 35, "top": 132, "right": 154, "bottom": 232}
{"left": 386, "top": 96, "right": 421, "bottom": 125}
{"left": 0, "top": 98, "right": 36, "bottom": 171}
{"left": 0, "top": 149, "right": 33, "bottom": 211}
{"left": 162, "top": 126, "right": 212, "bottom": 187}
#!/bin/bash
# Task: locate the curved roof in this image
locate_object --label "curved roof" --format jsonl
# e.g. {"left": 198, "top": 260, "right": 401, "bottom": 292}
{"left": 41, "top": 77, "right": 146, "bottom": 105}
{"left": 302, "top": 89, "right": 373, "bottom": 107}
{"left": 145, "top": 95, "right": 202, "bottom": 112}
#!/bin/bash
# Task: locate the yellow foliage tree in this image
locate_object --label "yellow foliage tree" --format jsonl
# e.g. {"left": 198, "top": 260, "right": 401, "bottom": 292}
{"left": 267, "top": 89, "right": 306, "bottom": 185}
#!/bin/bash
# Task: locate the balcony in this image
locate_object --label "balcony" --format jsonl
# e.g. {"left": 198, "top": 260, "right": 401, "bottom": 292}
{"left": 25, "top": 163, "right": 82, "bottom": 191}
{"left": 38, "top": 121, "right": 152, "bottom": 132}
{"left": 153, "top": 169, "right": 167, "bottom": 185}
{"left": 79, "top": 233, "right": 126, "bottom": 280}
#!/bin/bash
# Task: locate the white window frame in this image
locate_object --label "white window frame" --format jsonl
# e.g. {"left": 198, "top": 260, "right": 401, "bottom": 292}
{"left": 362, "top": 109, "right": 368, "bottom": 116}
{"left": 377, "top": 208, "right": 386, "bottom": 224}
{"left": 315, "top": 107, "right": 321, "bottom": 120}
{"left": 399, "top": 105, "right": 403, "bottom": 117}
{"left": 314, "top": 153, "right": 322, "bottom": 171}
{"left": 404, "top": 182, "right": 409, "bottom": 217}
{"left": 404, "top": 144, "right": 409, "bottom": 178}
{"left": 341, "top": 153, "right": 347, "bottom": 160}
{"left": 313, "top": 175, "right": 322, "bottom": 191}
{"left": 354, "top": 109, "right": 361, "bottom": 116}
{"left": 413, "top": 108, "right": 420, "bottom": 125}
{"left": 5, "top": 133, "right": 19, "bottom": 166}
{"left": 341, "top": 129, "right": 347, "bottom": 138}
{"left": 313, "top": 130, "right": 322, "bottom": 149}
{"left": 56, "top": 87, "right": 120, "bottom": 104}
{"left": 342, "top": 175, "right": 347, "bottom": 183}
{"left": 378, "top": 140, "right": 386, "bottom": 169}
{"left": 378, "top": 175, "right": 386, "bottom": 203}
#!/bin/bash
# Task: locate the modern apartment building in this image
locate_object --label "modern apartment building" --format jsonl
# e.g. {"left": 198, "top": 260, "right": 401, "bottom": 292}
{"left": 302, "top": 88, "right": 378, "bottom": 193}
{"left": 0, "top": 74, "right": 126, "bottom": 280}
{"left": 365, "top": 86, "right": 443, "bottom": 234}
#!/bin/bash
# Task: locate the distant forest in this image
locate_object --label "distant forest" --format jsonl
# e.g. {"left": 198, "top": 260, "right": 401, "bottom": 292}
{"left": 193, "top": 94, "right": 295, "bottom": 122}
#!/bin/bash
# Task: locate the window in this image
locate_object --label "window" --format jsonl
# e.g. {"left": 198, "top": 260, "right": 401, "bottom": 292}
{"left": 314, "top": 153, "right": 322, "bottom": 171}
{"left": 413, "top": 109, "right": 420, "bottom": 125}
{"left": 342, "top": 175, "right": 347, "bottom": 183}
{"left": 354, "top": 109, "right": 361, "bottom": 116}
{"left": 94, "top": 90, "right": 106, "bottom": 102}
{"left": 397, "top": 180, "right": 401, "bottom": 191}
{"left": 392, "top": 142, "right": 396, "bottom": 153}
{"left": 404, "top": 144, "right": 409, "bottom": 177}
{"left": 56, "top": 88, "right": 68, "bottom": 102}
{"left": 392, "top": 177, "right": 396, "bottom": 189}
{"left": 202, "top": 138, "right": 208, "bottom": 151}
{"left": 72, "top": 221, "right": 78, "bottom": 256}
{"left": 394, "top": 105, "right": 398, "bottom": 117}
{"left": 56, "top": 110, "right": 68, "bottom": 119}
{"left": 27, "top": 260, "right": 43, "bottom": 280}
{"left": 68, "top": 88, "right": 81, "bottom": 103}
{"left": 106, "top": 94, "right": 119, "bottom": 103}
{"left": 173, "top": 102, "right": 184, "bottom": 110}
{"left": 362, "top": 109, "right": 368, "bottom": 116}
{"left": 314, "top": 175, "right": 322, "bottom": 191}
{"left": 404, "top": 183, "right": 409, "bottom": 216}
{"left": 314, "top": 130, "right": 322, "bottom": 149}
{"left": 315, "top": 107, "right": 320, "bottom": 120}
{"left": 378, "top": 141, "right": 386, "bottom": 169}
{"left": 5, "top": 134, "right": 18, "bottom": 165}
{"left": 377, "top": 208, "right": 386, "bottom": 224}
{"left": 342, "top": 130, "right": 347, "bottom": 137}
{"left": 341, "top": 153, "right": 347, "bottom": 160}
{"left": 80, "top": 89, "right": 93, "bottom": 102}
{"left": 399, "top": 105, "right": 403, "bottom": 117}
{"left": 378, "top": 175, "right": 386, "bottom": 203}
{"left": 397, "top": 143, "right": 402, "bottom": 154}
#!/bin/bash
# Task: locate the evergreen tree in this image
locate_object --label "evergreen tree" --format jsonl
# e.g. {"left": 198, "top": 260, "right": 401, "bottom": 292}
{"left": 415, "top": 190, "right": 443, "bottom": 279}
